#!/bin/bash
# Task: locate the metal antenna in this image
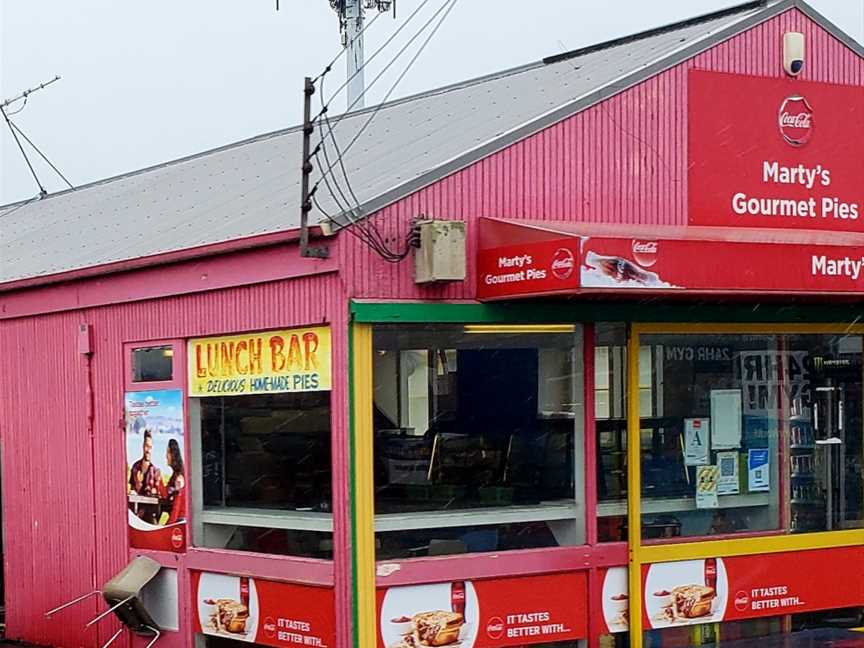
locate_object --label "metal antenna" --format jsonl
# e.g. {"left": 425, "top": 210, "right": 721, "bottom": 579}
{"left": 1, "top": 75, "right": 61, "bottom": 110}
{"left": 1, "top": 75, "right": 64, "bottom": 197}
{"left": 330, "top": 1, "right": 394, "bottom": 110}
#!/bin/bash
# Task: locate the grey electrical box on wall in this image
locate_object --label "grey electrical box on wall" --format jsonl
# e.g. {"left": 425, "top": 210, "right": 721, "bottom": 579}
{"left": 414, "top": 220, "right": 466, "bottom": 284}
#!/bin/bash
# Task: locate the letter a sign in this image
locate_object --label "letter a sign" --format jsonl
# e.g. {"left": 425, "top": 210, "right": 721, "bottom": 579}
{"left": 684, "top": 418, "right": 711, "bottom": 465}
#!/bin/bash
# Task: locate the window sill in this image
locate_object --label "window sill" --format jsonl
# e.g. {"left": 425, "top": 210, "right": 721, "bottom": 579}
{"left": 597, "top": 492, "right": 772, "bottom": 517}
{"left": 374, "top": 501, "right": 578, "bottom": 532}
{"left": 200, "top": 508, "right": 333, "bottom": 532}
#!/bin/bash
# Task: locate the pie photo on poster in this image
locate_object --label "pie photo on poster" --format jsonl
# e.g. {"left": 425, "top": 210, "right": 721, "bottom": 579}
{"left": 600, "top": 566, "right": 629, "bottom": 633}
{"left": 644, "top": 558, "right": 728, "bottom": 629}
{"left": 380, "top": 582, "right": 479, "bottom": 647}
{"left": 197, "top": 573, "right": 260, "bottom": 642}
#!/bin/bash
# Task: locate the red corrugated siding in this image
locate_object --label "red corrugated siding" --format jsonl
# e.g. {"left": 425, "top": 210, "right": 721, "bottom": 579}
{"left": 0, "top": 273, "right": 350, "bottom": 648}
{"left": 341, "top": 8, "right": 864, "bottom": 299}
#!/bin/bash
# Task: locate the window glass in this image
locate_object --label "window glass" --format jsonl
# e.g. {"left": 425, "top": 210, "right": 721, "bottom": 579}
{"left": 196, "top": 391, "right": 332, "bottom": 558}
{"left": 201, "top": 392, "right": 331, "bottom": 510}
{"left": 785, "top": 334, "right": 863, "bottom": 533}
{"left": 373, "top": 324, "right": 584, "bottom": 558}
{"left": 132, "top": 345, "right": 173, "bottom": 382}
{"left": 639, "top": 334, "right": 782, "bottom": 539}
{"left": 596, "top": 323, "right": 628, "bottom": 542}
{"left": 638, "top": 332, "right": 864, "bottom": 540}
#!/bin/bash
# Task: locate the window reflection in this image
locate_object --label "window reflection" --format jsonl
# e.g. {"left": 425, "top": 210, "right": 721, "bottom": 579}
{"left": 373, "top": 325, "right": 584, "bottom": 558}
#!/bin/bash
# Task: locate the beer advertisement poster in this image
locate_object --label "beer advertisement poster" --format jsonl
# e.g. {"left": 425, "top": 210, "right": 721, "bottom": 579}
{"left": 125, "top": 389, "right": 186, "bottom": 552}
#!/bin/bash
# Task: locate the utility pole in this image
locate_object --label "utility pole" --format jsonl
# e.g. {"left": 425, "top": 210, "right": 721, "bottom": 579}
{"left": 299, "top": 77, "right": 328, "bottom": 259}
{"left": 330, "top": 1, "right": 394, "bottom": 111}
{"left": 344, "top": 0, "right": 365, "bottom": 110}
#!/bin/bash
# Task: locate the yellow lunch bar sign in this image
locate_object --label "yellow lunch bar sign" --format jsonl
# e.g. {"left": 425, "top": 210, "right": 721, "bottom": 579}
{"left": 187, "top": 326, "right": 331, "bottom": 396}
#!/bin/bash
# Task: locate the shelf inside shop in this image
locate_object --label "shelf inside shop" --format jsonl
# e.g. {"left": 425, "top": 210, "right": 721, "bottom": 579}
{"left": 374, "top": 501, "right": 579, "bottom": 532}
{"left": 790, "top": 444, "right": 816, "bottom": 450}
{"left": 200, "top": 508, "right": 334, "bottom": 532}
{"left": 790, "top": 499, "right": 823, "bottom": 505}
{"left": 597, "top": 492, "right": 772, "bottom": 517}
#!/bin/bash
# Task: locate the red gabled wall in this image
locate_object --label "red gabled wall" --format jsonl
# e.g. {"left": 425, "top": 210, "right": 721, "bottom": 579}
{"left": 0, "top": 272, "right": 351, "bottom": 648}
{"left": 339, "top": 8, "right": 864, "bottom": 300}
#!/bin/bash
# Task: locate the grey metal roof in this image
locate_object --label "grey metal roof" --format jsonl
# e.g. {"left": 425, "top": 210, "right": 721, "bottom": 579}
{"left": 0, "top": 0, "right": 857, "bottom": 287}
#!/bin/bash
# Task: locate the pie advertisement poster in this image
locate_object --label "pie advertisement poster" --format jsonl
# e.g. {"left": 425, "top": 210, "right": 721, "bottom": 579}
{"left": 191, "top": 572, "right": 335, "bottom": 647}
{"left": 376, "top": 573, "right": 587, "bottom": 647}
{"left": 643, "top": 559, "right": 729, "bottom": 629}
{"left": 641, "top": 547, "right": 864, "bottom": 629}
{"left": 124, "top": 389, "right": 186, "bottom": 552}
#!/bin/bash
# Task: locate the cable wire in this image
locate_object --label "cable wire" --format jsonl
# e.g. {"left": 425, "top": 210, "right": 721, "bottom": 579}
{"left": 307, "top": 0, "right": 459, "bottom": 262}
{"left": 313, "top": 5, "right": 387, "bottom": 84}
{"left": 322, "top": 0, "right": 435, "bottom": 111}
{"left": 5, "top": 97, "right": 27, "bottom": 117}
{"left": 8, "top": 120, "right": 74, "bottom": 189}
{"left": 1, "top": 106, "right": 46, "bottom": 196}
{"left": 0, "top": 193, "right": 42, "bottom": 218}
{"left": 316, "top": 0, "right": 459, "bottom": 191}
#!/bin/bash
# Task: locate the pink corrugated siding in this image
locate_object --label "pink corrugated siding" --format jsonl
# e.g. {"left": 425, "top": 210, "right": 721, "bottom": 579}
{"left": 0, "top": 273, "right": 351, "bottom": 648}
{"left": 1, "top": 7, "right": 863, "bottom": 648}
{"left": 341, "top": 8, "right": 864, "bottom": 300}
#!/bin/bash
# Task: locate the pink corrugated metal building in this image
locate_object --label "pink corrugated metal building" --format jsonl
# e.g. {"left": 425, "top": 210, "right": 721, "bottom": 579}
{"left": 2, "top": 2, "right": 864, "bottom": 648}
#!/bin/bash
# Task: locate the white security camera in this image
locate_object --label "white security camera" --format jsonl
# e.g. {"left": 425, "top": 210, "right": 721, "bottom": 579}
{"left": 783, "top": 32, "right": 805, "bottom": 76}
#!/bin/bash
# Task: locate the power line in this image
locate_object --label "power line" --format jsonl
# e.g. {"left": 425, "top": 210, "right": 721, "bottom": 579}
{"left": 314, "top": 0, "right": 459, "bottom": 197}
{"left": 313, "top": 6, "right": 387, "bottom": 84}
{"left": 301, "top": 0, "right": 457, "bottom": 262}
{"left": 7, "top": 120, "right": 74, "bottom": 190}
{"left": 322, "top": 0, "right": 434, "bottom": 111}
{"left": 341, "top": 0, "right": 458, "bottom": 156}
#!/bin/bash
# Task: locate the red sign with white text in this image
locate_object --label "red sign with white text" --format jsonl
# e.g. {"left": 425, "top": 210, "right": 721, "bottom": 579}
{"left": 476, "top": 224, "right": 864, "bottom": 299}
{"left": 580, "top": 235, "right": 864, "bottom": 294}
{"left": 376, "top": 573, "right": 587, "bottom": 647}
{"left": 191, "top": 572, "right": 335, "bottom": 647}
{"left": 689, "top": 70, "right": 864, "bottom": 231}
{"left": 639, "top": 548, "right": 864, "bottom": 629}
{"left": 597, "top": 548, "right": 864, "bottom": 634}
{"left": 476, "top": 238, "right": 580, "bottom": 300}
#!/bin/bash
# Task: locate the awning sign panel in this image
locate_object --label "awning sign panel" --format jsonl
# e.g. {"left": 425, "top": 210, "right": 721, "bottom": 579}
{"left": 188, "top": 326, "right": 331, "bottom": 396}
{"left": 476, "top": 220, "right": 864, "bottom": 299}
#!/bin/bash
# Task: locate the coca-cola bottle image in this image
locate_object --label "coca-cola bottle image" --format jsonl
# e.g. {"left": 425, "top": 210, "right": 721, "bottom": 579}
{"left": 451, "top": 581, "right": 466, "bottom": 621}
{"left": 240, "top": 576, "right": 250, "bottom": 607}
{"left": 585, "top": 252, "right": 655, "bottom": 285}
{"left": 704, "top": 558, "right": 717, "bottom": 592}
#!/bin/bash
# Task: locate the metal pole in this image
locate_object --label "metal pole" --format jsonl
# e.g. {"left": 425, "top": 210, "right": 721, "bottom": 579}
{"left": 345, "top": 0, "right": 365, "bottom": 110}
{"left": 44, "top": 590, "right": 102, "bottom": 617}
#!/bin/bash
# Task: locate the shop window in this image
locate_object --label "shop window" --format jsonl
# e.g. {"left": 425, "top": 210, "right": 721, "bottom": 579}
{"left": 638, "top": 332, "right": 864, "bottom": 540}
{"left": 372, "top": 324, "right": 585, "bottom": 559}
{"left": 638, "top": 334, "right": 782, "bottom": 540}
{"left": 192, "top": 391, "right": 332, "bottom": 558}
{"left": 132, "top": 345, "right": 174, "bottom": 382}
{"left": 596, "top": 323, "right": 629, "bottom": 542}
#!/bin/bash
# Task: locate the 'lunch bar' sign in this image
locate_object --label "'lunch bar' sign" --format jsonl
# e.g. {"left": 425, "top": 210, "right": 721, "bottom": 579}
{"left": 187, "top": 326, "right": 331, "bottom": 396}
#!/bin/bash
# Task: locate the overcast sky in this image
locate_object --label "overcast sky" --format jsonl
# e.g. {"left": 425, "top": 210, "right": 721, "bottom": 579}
{"left": 1, "top": 0, "right": 862, "bottom": 205}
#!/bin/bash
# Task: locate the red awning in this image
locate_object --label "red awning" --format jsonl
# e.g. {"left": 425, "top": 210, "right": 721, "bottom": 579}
{"left": 476, "top": 217, "right": 864, "bottom": 301}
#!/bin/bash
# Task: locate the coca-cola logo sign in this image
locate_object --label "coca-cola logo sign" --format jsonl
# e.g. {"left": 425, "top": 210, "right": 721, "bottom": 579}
{"left": 551, "top": 248, "right": 575, "bottom": 280}
{"left": 486, "top": 617, "right": 505, "bottom": 639}
{"left": 778, "top": 95, "right": 813, "bottom": 146}
{"left": 170, "top": 527, "right": 184, "bottom": 549}
{"left": 734, "top": 591, "right": 750, "bottom": 612}
{"left": 631, "top": 240, "right": 658, "bottom": 267}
